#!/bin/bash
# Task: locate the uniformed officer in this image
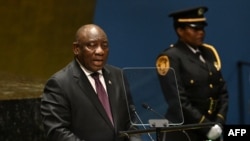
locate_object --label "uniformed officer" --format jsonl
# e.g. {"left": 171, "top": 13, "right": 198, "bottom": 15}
{"left": 156, "top": 6, "right": 229, "bottom": 141}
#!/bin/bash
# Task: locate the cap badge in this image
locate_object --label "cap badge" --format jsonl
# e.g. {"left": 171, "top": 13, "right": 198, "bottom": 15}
{"left": 198, "top": 8, "right": 204, "bottom": 15}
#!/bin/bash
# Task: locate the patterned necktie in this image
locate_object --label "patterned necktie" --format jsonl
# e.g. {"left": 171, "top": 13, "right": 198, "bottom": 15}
{"left": 91, "top": 72, "right": 113, "bottom": 125}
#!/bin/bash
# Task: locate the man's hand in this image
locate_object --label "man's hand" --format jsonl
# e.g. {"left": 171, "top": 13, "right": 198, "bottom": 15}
{"left": 207, "top": 124, "right": 222, "bottom": 140}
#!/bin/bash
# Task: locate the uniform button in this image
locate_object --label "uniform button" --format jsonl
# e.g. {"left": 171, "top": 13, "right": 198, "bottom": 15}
{"left": 209, "top": 84, "right": 213, "bottom": 88}
{"left": 209, "top": 72, "right": 213, "bottom": 75}
{"left": 190, "top": 80, "right": 194, "bottom": 84}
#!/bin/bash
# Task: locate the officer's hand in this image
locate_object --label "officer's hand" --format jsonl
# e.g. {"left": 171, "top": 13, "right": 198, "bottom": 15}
{"left": 206, "top": 124, "right": 222, "bottom": 140}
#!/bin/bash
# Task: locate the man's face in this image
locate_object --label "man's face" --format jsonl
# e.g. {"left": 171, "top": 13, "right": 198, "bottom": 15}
{"left": 178, "top": 26, "right": 205, "bottom": 47}
{"left": 74, "top": 27, "right": 109, "bottom": 72}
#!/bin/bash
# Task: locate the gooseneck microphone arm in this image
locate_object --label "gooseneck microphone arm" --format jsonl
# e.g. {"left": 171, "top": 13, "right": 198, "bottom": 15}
{"left": 141, "top": 103, "right": 191, "bottom": 141}
{"left": 142, "top": 103, "right": 166, "bottom": 119}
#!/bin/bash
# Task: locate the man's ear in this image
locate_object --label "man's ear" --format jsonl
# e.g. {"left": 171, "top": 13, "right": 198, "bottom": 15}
{"left": 73, "top": 42, "right": 79, "bottom": 55}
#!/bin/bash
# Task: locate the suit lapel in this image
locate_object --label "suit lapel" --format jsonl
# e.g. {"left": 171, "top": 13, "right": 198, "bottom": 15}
{"left": 72, "top": 60, "right": 114, "bottom": 128}
{"left": 188, "top": 51, "right": 207, "bottom": 68}
{"left": 102, "top": 67, "right": 117, "bottom": 129}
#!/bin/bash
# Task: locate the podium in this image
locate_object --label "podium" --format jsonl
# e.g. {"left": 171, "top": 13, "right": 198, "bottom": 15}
{"left": 120, "top": 67, "right": 215, "bottom": 141}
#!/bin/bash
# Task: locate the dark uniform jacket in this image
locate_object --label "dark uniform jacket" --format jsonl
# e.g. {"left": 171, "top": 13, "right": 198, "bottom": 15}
{"left": 156, "top": 40, "right": 229, "bottom": 140}
{"left": 41, "top": 59, "right": 140, "bottom": 141}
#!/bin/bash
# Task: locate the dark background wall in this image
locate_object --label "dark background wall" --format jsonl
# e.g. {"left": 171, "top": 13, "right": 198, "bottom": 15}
{"left": 0, "top": 1, "right": 249, "bottom": 139}
{"left": 0, "top": 0, "right": 96, "bottom": 99}
{"left": 94, "top": 0, "right": 250, "bottom": 124}
{"left": 0, "top": 1, "right": 96, "bottom": 140}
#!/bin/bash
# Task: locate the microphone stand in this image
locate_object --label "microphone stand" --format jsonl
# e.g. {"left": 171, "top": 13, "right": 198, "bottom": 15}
{"left": 148, "top": 119, "right": 169, "bottom": 141}
{"left": 130, "top": 105, "right": 155, "bottom": 141}
{"left": 119, "top": 122, "right": 217, "bottom": 141}
{"left": 124, "top": 103, "right": 217, "bottom": 141}
{"left": 142, "top": 103, "right": 169, "bottom": 141}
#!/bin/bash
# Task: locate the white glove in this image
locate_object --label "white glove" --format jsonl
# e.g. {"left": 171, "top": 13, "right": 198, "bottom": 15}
{"left": 207, "top": 124, "right": 222, "bottom": 140}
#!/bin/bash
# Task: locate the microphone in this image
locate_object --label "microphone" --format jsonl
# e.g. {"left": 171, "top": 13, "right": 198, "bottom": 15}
{"left": 129, "top": 105, "right": 155, "bottom": 141}
{"left": 142, "top": 103, "right": 165, "bottom": 119}
{"left": 142, "top": 104, "right": 191, "bottom": 141}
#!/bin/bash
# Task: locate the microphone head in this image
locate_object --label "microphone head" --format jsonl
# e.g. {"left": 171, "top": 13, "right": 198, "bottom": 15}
{"left": 129, "top": 105, "right": 136, "bottom": 112}
{"left": 142, "top": 103, "right": 166, "bottom": 119}
{"left": 142, "top": 103, "right": 150, "bottom": 110}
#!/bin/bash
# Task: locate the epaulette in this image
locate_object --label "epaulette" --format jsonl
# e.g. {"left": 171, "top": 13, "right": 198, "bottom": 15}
{"left": 203, "top": 43, "right": 221, "bottom": 71}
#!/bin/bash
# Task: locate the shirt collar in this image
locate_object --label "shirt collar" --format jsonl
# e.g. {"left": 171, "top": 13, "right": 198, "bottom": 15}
{"left": 76, "top": 58, "right": 103, "bottom": 76}
{"left": 186, "top": 44, "right": 200, "bottom": 53}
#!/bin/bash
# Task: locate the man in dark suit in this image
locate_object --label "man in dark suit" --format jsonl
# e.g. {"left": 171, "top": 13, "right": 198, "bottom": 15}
{"left": 41, "top": 24, "right": 141, "bottom": 141}
{"left": 156, "top": 6, "right": 229, "bottom": 141}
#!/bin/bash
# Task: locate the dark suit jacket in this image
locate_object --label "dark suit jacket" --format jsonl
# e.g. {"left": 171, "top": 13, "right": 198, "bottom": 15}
{"left": 41, "top": 59, "right": 138, "bottom": 141}
{"left": 157, "top": 40, "right": 229, "bottom": 140}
